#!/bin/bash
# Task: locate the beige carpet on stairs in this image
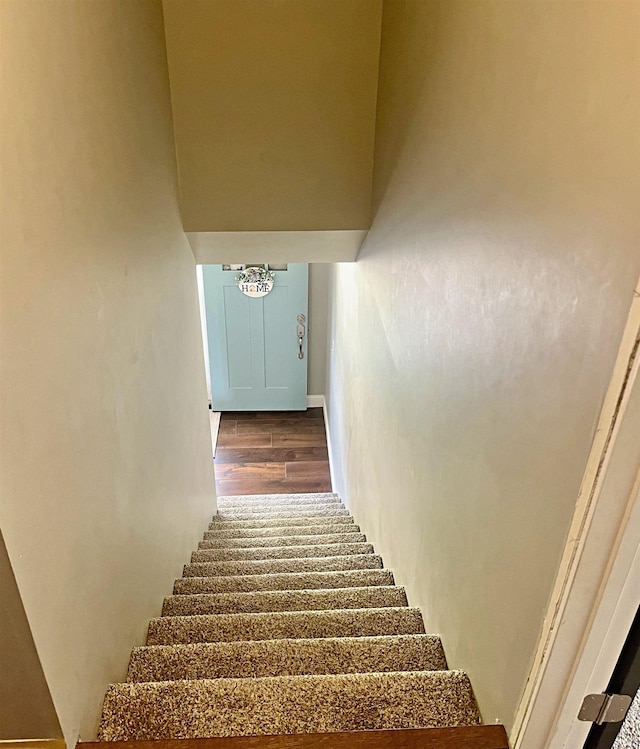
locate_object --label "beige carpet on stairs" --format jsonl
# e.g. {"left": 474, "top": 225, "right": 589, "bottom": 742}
{"left": 98, "top": 492, "right": 481, "bottom": 740}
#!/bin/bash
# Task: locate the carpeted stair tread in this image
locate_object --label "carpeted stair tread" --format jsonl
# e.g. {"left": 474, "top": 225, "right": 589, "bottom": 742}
{"left": 161, "top": 586, "right": 408, "bottom": 616}
{"left": 183, "top": 554, "right": 383, "bottom": 578}
{"left": 174, "top": 568, "right": 395, "bottom": 595}
{"left": 216, "top": 500, "right": 344, "bottom": 512}
{"left": 98, "top": 492, "right": 483, "bottom": 741}
{"left": 126, "top": 634, "right": 448, "bottom": 682}
{"left": 200, "top": 532, "right": 367, "bottom": 549}
{"left": 147, "top": 607, "right": 426, "bottom": 645}
{"left": 209, "top": 514, "right": 355, "bottom": 529}
{"left": 215, "top": 505, "right": 345, "bottom": 518}
{"left": 191, "top": 541, "right": 374, "bottom": 563}
{"left": 215, "top": 507, "right": 350, "bottom": 520}
{"left": 98, "top": 670, "right": 479, "bottom": 740}
{"left": 204, "top": 523, "right": 361, "bottom": 539}
{"left": 217, "top": 492, "right": 339, "bottom": 505}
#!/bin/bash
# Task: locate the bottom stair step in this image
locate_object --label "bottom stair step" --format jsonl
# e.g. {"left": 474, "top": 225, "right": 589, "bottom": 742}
{"left": 127, "top": 633, "right": 448, "bottom": 682}
{"left": 98, "top": 670, "right": 480, "bottom": 740}
{"left": 216, "top": 492, "right": 339, "bottom": 505}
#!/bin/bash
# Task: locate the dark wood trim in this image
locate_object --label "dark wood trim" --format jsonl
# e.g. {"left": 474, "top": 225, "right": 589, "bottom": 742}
{"left": 2, "top": 742, "right": 66, "bottom": 749}
{"left": 79, "top": 725, "right": 509, "bottom": 749}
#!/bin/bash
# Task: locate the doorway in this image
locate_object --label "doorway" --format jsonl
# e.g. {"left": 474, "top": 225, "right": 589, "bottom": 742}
{"left": 201, "top": 263, "right": 309, "bottom": 412}
{"left": 583, "top": 604, "right": 640, "bottom": 748}
{"left": 514, "top": 277, "right": 640, "bottom": 749}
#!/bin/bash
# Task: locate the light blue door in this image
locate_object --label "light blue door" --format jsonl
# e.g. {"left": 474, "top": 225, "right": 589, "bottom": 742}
{"left": 203, "top": 264, "right": 308, "bottom": 411}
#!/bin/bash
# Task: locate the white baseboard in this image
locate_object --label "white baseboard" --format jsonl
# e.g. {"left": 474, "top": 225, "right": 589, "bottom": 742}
{"left": 306, "top": 394, "right": 324, "bottom": 408}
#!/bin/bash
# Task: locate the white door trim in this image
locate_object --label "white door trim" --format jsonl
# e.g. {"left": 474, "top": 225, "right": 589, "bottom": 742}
{"left": 561, "top": 473, "right": 640, "bottom": 748}
{"left": 513, "top": 276, "right": 640, "bottom": 749}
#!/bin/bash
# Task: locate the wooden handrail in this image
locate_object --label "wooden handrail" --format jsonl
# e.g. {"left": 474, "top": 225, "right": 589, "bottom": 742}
{"left": 79, "top": 725, "right": 509, "bottom": 749}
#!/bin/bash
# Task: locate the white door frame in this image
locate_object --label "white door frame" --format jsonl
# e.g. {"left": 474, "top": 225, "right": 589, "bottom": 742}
{"left": 513, "top": 275, "right": 640, "bottom": 749}
{"left": 561, "top": 475, "right": 640, "bottom": 748}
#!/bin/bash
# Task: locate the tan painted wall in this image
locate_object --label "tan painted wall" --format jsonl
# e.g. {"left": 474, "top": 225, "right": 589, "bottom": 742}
{"left": 0, "top": 530, "right": 61, "bottom": 740}
{"left": 0, "top": 1, "right": 215, "bottom": 742}
{"left": 325, "top": 0, "right": 640, "bottom": 732}
{"left": 308, "top": 264, "right": 330, "bottom": 396}
{"left": 162, "top": 0, "right": 382, "bottom": 232}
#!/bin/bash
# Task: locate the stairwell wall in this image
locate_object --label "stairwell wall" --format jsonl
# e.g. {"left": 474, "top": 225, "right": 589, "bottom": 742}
{"left": 325, "top": 0, "right": 640, "bottom": 734}
{"left": 308, "top": 264, "right": 331, "bottom": 397}
{"left": 0, "top": 0, "right": 215, "bottom": 742}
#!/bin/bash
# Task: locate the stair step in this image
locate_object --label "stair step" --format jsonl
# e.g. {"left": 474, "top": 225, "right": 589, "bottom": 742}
{"left": 216, "top": 507, "right": 350, "bottom": 520}
{"left": 217, "top": 492, "right": 339, "bottom": 505}
{"left": 215, "top": 506, "right": 345, "bottom": 518}
{"left": 161, "top": 586, "right": 408, "bottom": 617}
{"left": 127, "top": 633, "right": 448, "bottom": 682}
{"left": 99, "top": 671, "right": 479, "bottom": 740}
{"left": 200, "top": 532, "right": 366, "bottom": 549}
{"left": 209, "top": 514, "right": 355, "bottom": 528}
{"left": 146, "top": 607, "right": 425, "bottom": 645}
{"left": 204, "top": 523, "right": 360, "bottom": 539}
{"left": 216, "top": 500, "right": 344, "bottom": 512}
{"left": 83, "top": 726, "right": 511, "bottom": 749}
{"left": 174, "top": 569, "right": 395, "bottom": 595}
{"left": 96, "top": 492, "right": 487, "bottom": 745}
{"left": 183, "top": 554, "right": 383, "bottom": 578}
{"left": 191, "top": 541, "right": 374, "bottom": 563}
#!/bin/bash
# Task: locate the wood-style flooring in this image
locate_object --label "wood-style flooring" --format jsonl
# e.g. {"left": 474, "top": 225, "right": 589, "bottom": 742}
{"left": 214, "top": 408, "right": 332, "bottom": 496}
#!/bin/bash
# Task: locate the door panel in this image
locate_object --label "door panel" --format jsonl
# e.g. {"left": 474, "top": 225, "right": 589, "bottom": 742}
{"left": 264, "top": 285, "right": 290, "bottom": 390}
{"left": 223, "top": 286, "right": 253, "bottom": 390}
{"left": 203, "top": 264, "right": 308, "bottom": 411}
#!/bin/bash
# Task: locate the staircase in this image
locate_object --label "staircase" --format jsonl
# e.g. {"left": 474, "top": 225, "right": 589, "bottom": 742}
{"left": 95, "top": 493, "right": 507, "bottom": 747}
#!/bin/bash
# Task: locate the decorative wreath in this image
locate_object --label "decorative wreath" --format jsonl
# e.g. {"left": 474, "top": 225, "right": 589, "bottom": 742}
{"left": 235, "top": 267, "right": 276, "bottom": 285}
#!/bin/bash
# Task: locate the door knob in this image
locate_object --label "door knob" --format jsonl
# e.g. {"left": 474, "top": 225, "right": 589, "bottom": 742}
{"left": 297, "top": 315, "right": 306, "bottom": 359}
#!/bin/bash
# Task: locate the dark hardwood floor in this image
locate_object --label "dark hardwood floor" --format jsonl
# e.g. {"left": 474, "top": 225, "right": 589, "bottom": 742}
{"left": 214, "top": 408, "right": 332, "bottom": 496}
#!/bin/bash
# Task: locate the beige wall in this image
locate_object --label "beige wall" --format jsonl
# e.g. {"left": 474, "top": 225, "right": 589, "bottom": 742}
{"left": 162, "top": 0, "right": 382, "bottom": 232}
{"left": 325, "top": 0, "right": 640, "bottom": 733}
{"left": 0, "top": 1, "right": 215, "bottom": 742}
{"left": 308, "top": 264, "right": 330, "bottom": 396}
{"left": 0, "top": 530, "right": 61, "bottom": 740}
